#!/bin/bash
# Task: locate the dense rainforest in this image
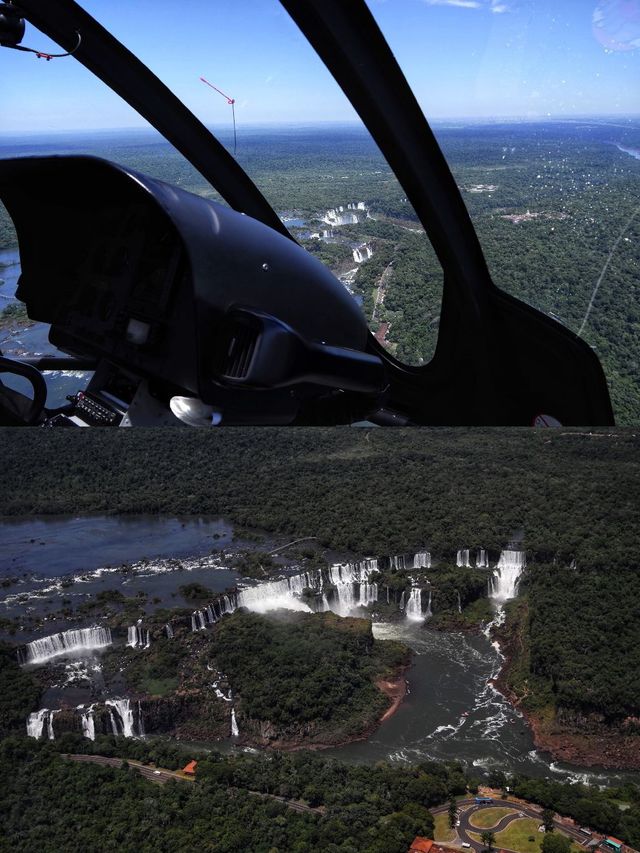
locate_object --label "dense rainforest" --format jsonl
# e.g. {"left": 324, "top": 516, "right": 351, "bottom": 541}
{"left": 3, "top": 427, "right": 640, "bottom": 730}
{"left": 1, "top": 120, "right": 639, "bottom": 419}
{"left": 213, "top": 610, "right": 408, "bottom": 740}
{"left": 1, "top": 737, "right": 640, "bottom": 853}
{"left": 2, "top": 428, "right": 638, "bottom": 563}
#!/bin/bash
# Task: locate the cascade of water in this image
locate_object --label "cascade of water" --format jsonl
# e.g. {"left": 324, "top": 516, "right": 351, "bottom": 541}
{"left": 231, "top": 708, "right": 239, "bottom": 737}
{"left": 108, "top": 708, "right": 119, "bottom": 735}
{"left": 236, "top": 574, "right": 315, "bottom": 614}
{"left": 358, "top": 582, "right": 378, "bottom": 607}
{"left": 191, "top": 610, "right": 207, "bottom": 631}
{"left": 386, "top": 587, "right": 390, "bottom": 605}
{"left": 457, "top": 591, "right": 462, "bottom": 614}
{"left": 399, "top": 591, "right": 406, "bottom": 610}
{"left": 165, "top": 623, "right": 174, "bottom": 639}
{"left": 26, "top": 708, "right": 49, "bottom": 739}
{"left": 127, "top": 624, "right": 149, "bottom": 648}
{"left": 137, "top": 701, "right": 145, "bottom": 737}
{"left": 106, "top": 699, "right": 135, "bottom": 738}
{"left": 22, "top": 626, "right": 112, "bottom": 664}
{"left": 46, "top": 710, "right": 59, "bottom": 740}
{"left": 412, "top": 552, "right": 431, "bottom": 569}
{"left": 80, "top": 705, "right": 95, "bottom": 740}
{"left": 425, "top": 590, "right": 433, "bottom": 618}
{"left": 489, "top": 550, "right": 526, "bottom": 602}
{"left": 456, "top": 549, "right": 471, "bottom": 567}
{"left": 476, "top": 549, "right": 489, "bottom": 568}
{"left": 406, "top": 588, "right": 424, "bottom": 622}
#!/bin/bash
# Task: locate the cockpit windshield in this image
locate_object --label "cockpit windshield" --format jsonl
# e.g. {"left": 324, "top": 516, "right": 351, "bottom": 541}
{"left": 364, "top": 0, "right": 640, "bottom": 422}
{"left": 0, "top": 0, "right": 637, "bottom": 422}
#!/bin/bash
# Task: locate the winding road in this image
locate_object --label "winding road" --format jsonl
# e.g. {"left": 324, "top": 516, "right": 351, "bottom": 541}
{"left": 62, "top": 754, "right": 323, "bottom": 814}
{"left": 431, "top": 798, "right": 591, "bottom": 853}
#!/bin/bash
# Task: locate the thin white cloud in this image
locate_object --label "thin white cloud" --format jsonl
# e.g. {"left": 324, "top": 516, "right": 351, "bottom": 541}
{"left": 423, "top": 0, "right": 482, "bottom": 8}
{"left": 422, "top": 0, "right": 510, "bottom": 10}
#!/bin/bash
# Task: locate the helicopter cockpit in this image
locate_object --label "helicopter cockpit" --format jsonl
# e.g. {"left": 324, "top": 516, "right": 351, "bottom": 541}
{"left": 0, "top": 0, "right": 619, "bottom": 426}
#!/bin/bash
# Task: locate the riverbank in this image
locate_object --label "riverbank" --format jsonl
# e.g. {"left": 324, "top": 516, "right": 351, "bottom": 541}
{"left": 492, "top": 604, "right": 640, "bottom": 771}
{"left": 376, "top": 664, "right": 409, "bottom": 723}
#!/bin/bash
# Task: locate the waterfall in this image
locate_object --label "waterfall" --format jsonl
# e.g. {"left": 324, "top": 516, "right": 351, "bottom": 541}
{"left": 106, "top": 699, "right": 136, "bottom": 738}
{"left": 353, "top": 244, "right": 372, "bottom": 263}
{"left": 191, "top": 610, "right": 207, "bottom": 631}
{"left": 388, "top": 554, "right": 405, "bottom": 571}
{"left": 165, "top": 623, "right": 174, "bottom": 639}
{"left": 399, "top": 591, "right": 405, "bottom": 610}
{"left": 21, "top": 626, "right": 112, "bottom": 664}
{"left": 358, "top": 582, "right": 378, "bottom": 607}
{"left": 425, "top": 590, "right": 433, "bottom": 618}
{"left": 26, "top": 708, "right": 49, "bottom": 739}
{"left": 456, "top": 549, "right": 471, "bottom": 567}
{"left": 406, "top": 588, "right": 424, "bottom": 622}
{"left": 231, "top": 708, "right": 239, "bottom": 737}
{"left": 127, "top": 623, "right": 149, "bottom": 648}
{"left": 137, "top": 701, "right": 145, "bottom": 737}
{"left": 108, "top": 707, "right": 118, "bottom": 735}
{"left": 80, "top": 705, "right": 95, "bottom": 740}
{"left": 386, "top": 586, "right": 390, "bottom": 605}
{"left": 476, "top": 549, "right": 489, "bottom": 568}
{"left": 412, "top": 552, "right": 431, "bottom": 569}
{"left": 489, "top": 550, "right": 526, "bottom": 602}
{"left": 457, "top": 591, "right": 462, "bottom": 614}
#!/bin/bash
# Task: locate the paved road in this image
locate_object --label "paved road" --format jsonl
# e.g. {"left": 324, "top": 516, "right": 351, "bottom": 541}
{"left": 432, "top": 798, "right": 589, "bottom": 853}
{"left": 63, "top": 754, "right": 323, "bottom": 815}
{"left": 63, "top": 753, "right": 188, "bottom": 785}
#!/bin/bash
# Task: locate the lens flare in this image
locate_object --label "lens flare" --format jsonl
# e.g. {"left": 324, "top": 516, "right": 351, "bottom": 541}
{"left": 593, "top": 0, "right": 640, "bottom": 51}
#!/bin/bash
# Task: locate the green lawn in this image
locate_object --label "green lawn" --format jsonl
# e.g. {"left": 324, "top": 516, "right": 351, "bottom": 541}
{"left": 434, "top": 812, "right": 457, "bottom": 842}
{"left": 469, "top": 808, "right": 519, "bottom": 829}
{"left": 470, "top": 817, "right": 542, "bottom": 853}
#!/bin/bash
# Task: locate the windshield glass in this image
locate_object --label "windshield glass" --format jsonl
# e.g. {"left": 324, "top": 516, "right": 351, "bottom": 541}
{"left": 2, "top": 2, "right": 639, "bottom": 417}
{"left": 365, "top": 0, "right": 640, "bottom": 422}
{"left": 0, "top": 1, "right": 444, "bottom": 376}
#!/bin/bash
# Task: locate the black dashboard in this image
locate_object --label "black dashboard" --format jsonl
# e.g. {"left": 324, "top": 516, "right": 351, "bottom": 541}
{"left": 0, "top": 156, "right": 385, "bottom": 426}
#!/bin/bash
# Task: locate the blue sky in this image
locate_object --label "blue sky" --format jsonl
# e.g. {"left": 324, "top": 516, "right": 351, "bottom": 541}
{"left": 0, "top": 0, "right": 638, "bottom": 132}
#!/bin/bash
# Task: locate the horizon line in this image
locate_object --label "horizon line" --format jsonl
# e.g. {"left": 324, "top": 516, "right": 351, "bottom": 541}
{"left": 1, "top": 113, "right": 640, "bottom": 138}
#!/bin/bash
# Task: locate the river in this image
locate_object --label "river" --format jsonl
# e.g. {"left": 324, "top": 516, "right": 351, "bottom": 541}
{"left": 0, "top": 247, "right": 90, "bottom": 407}
{"left": 3, "top": 514, "right": 637, "bottom": 787}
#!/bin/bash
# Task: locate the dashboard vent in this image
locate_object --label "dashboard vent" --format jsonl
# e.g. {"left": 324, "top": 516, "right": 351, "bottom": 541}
{"left": 217, "top": 320, "right": 259, "bottom": 380}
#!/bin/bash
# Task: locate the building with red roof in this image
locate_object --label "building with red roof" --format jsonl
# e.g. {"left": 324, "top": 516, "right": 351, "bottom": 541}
{"left": 409, "top": 839, "right": 433, "bottom": 853}
{"left": 182, "top": 760, "right": 198, "bottom": 775}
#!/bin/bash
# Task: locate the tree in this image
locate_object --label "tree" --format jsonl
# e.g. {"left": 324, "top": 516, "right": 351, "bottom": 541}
{"left": 481, "top": 830, "right": 496, "bottom": 853}
{"left": 448, "top": 798, "right": 458, "bottom": 829}
{"left": 542, "top": 808, "right": 556, "bottom": 833}
{"left": 542, "top": 834, "right": 572, "bottom": 853}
